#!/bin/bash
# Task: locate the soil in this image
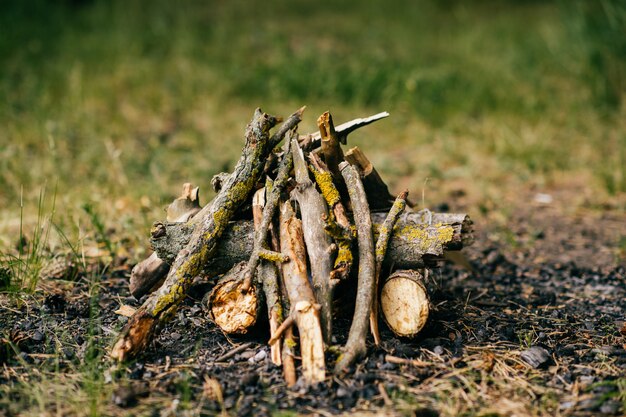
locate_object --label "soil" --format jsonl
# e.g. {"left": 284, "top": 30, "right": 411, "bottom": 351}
{"left": 1, "top": 190, "right": 624, "bottom": 417}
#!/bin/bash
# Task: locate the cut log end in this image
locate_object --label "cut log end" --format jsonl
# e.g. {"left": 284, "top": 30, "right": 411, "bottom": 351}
{"left": 380, "top": 270, "right": 430, "bottom": 338}
{"left": 207, "top": 263, "right": 260, "bottom": 334}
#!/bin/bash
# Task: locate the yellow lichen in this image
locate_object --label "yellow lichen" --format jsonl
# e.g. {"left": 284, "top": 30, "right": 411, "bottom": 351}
{"left": 259, "top": 250, "right": 288, "bottom": 263}
{"left": 334, "top": 241, "right": 353, "bottom": 268}
{"left": 311, "top": 168, "right": 341, "bottom": 207}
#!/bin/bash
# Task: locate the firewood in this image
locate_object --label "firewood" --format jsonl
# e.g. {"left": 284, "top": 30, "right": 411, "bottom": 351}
{"left": 252, "top": 187, "right": 283, "bottom": 365}
{"left": 278, "top": 199, "right": 326, "bottom": 383}
{"left": 241, "top": 130, "right": 295, "bottom": 293}
{"left": 150, "top": 212, "right": 472, "bottom": 275}
{"left": 110, "top": 109, "right": 291, "bottom": 361}
{"left": 309, "top": 153, "right": 353, "bottom": 282}
{"left": 129, "top": 183, "right": 201, "bottom": 299}
{"left": 205, "top": 262, "right": 261, "bottom": 334}
{"left": 370, "top": 190, "right": 408, "bottom": 346}
{"left": 299, "top": 112, "right": 390, "bottom": 151}
{"left": 291, "top": 138, "right": 334, "bottom": 343}
{"left": 334, "top": 162, "right": 376, "bottom": 374}
{"left": 380, "top": 269, "right": 430, "bottom": 338}
{"left": 344, "top": 147, "right": 395, "bottom": 211}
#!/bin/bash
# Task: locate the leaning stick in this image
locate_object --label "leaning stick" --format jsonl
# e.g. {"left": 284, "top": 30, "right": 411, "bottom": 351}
{"left": 309, "top": 153, "right": 353, "bottom": 282}
{"left": 279, "top": 200, "right": 326, "bottom": 383}
{"left": 241, "top": 132, "right": 295, "bottom": 292}
{"left": 335, "top": 162, "right": 376, "bottom": 374}
{"left": 291, "top": 138, "right": 334, "bottom": 343}
{"left": 110, "top": 109, "right": 284, "bottom": 361}
{"left": 369, "top": 190, "right": 408, "bottom": 346}
{"left": 317, "top": 111, "right": 345, "bottom": 182}
{"left": 345, "top": 147, "right": 395, "bottom": 211}
{"left": 252, "top": 187, "right": 283, "bottom": 365}
{"left": 300, "top": 112, "right": 390, "bottom": 150}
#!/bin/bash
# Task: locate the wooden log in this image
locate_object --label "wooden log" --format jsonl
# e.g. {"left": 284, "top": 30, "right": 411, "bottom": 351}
{"left": 334, "top": 162, "right": 375, "bottom": 374}
{"left": 380, "top": 269, "right": 430, "bottom": 338}
{"left": 150, "top": 211, "right": 472, "bottom": 276}
{"left": 299, "top": 112, "right": 390, "bottom": 151}
{"left": 345, "top": 147, "right": 395, "bottom": 211}
{"left": 110, "top": 109, "right": 284, "bottom": 361}
{"left": 129, "top": 183, "right": 201, "bottom": 299}
{"left": 370, "top": 190, "right": 408, "bottom": 346}
{"left": 205, "top": 262, "right": 261, "bottom": 334}
{"left": 291, "top": 138, "right": 334, "bottom": 343}
{"left": 241, "top": 131, "right": 295, "bottom": 292}
{"left": 278, "top": 200, "right": 326, "bottom": 384}
{"left": 252, "top": 187, "right": 283, "bottom": 365}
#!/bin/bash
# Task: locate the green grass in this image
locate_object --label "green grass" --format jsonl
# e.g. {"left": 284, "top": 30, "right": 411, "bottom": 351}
{"left": 0, "top": 1, "right": 624, "bottom": 251}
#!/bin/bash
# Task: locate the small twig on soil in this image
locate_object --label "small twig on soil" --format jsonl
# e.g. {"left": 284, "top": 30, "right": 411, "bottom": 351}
{"left": 370, "top": 190, "right": 408, "bottom": 346}
{"left": 214, "top": 342, "right": 253, "bottom": 363}
{"left": 335, "top": 162, "right": 376, "bottom": 374}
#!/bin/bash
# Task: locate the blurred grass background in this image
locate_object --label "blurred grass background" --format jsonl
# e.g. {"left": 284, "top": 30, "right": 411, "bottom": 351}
{"left": 0, "top": 0, "right": 624, "bottom": 254}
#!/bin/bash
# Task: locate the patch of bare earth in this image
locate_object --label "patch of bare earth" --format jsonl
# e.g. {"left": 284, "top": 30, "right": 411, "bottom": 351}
{"left": 1, "top": 188, "right": 624, "bottom": 417}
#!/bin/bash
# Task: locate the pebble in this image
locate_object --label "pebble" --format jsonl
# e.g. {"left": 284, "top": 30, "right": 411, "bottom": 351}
{"left": 433, "top": 345, "right": 444, "bottom": 355}
{"left": 248, "top": 349, "right": 267, "bottom": 363}
{"left": 32, "top": 330, "right": 44, "bottom": 343}
{"left": 170, "top": 332, "right": 182, "bottom": 341}
{"left": 520, "top": 346, "right": 551, "bottom": 368}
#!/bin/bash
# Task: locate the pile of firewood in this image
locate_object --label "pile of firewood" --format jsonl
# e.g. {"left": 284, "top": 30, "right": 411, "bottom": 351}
{"left": 110, "top": 108, "right": 473, "bottom": 385}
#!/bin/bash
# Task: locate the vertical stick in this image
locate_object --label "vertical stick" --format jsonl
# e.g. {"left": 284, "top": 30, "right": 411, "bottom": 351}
{"left": 335, "top": 162, "right": 376, "bottom": 373}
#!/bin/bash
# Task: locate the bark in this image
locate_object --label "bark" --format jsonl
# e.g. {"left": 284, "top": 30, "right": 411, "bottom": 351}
{"left": 370, "top": 190, "right": 408, "bottom": 346}
{"left": 317, "top": 111, "right": 345, "bottom": 182}
{"left": 278, "top": 200, "right": 326, "bottom": 384}
{"left": 111, "top": 109, "right": 282, "bottom": 361}
{"left": 151, "top": 211, "right": 472, "bottom": 275}
{"left": 241, "top": 131, "right": 295, "bottom": 292}
{"left": 344, "top": 147, "right": 395, "bottom": 211}
{"left": 252, "top": 187, "right": 283, "bottom": 365}
{"left": 129, "top": 183, "right": 201, "bottom": 299}
{"left": 291, "top": 138, "right": 334, "bottom": 343}
{"left": 380, "top": 270, "right": 430, "bottom": 338}
{"left": 334, "top": 162, "right": 375, "bottom": 374}
{"left": 299, "top": 112, "right": 390, "bottom": 151}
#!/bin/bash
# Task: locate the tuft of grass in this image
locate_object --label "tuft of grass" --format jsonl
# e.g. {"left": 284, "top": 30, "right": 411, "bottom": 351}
{"left": 0, "top": 186, "right": 56, "bottom": 293}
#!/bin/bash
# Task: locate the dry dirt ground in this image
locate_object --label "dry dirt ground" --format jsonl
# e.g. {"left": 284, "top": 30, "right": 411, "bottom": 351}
{"left": 1, "top": 188, "right": 625, "bottom": 417}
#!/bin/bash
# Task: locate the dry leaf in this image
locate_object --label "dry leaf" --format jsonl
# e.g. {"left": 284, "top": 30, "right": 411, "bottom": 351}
{"left": 114, "top": 304, "right": 137, "bottom": 317}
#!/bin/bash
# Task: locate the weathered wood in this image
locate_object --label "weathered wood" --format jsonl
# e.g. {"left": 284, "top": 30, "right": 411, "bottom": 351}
{"left": 129, "top": 183, "right": 202, "bottom": 299}
{"left": 380, "top": 269, "right": 430, "bottom": 338}
{"left": 291, "top": 138, "right": 334, "bottom": 343}
{"left": 241, "top": 131, "right": 295, "bottom": 292}
{"left": 317, "top": 111, "right": 345, "bottom": 182}
{"left": 345, "top": 147, "right": 395, "bottom": 211}
{"left": 252, "top": 187, "right": 283, "bottom": 365}
{"left": 370, "top": 190, "right": 408, "bottom": 346}
{"left": 111, "top": 109, "right": 282, "bottom": 361}
{"left": 309, "top": 152, "right": 353, "bottom": 282}
{"left": 299, "top": 112, "right": 390, "bottom": 151}
{"left": 279, "top": 200, "right": 326, "bottom": 384}
{"left": 150, "top": 211, "right": 472, "bottom": 275}
{"left": 205, "top": 262, "right": 261, "bottom": 334}
{"left": 335, "top": 162, "right": 375, "bottom": 374}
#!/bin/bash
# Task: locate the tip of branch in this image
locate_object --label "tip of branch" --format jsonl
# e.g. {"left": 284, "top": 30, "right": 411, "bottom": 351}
{"left": 296, "top": 106, "right": 307, "bottom": 116}
{"left": 399, "top": 190, "right": 409, "bottom": 200}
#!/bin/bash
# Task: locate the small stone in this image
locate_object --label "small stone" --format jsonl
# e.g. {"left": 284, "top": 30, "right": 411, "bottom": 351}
{"left": 520, "top": 346, "right": 551, "bottom": 368}
{"left": 170, "top": 332, "right": 182, "bottom": 341}
{"left": 32, "top": 330, "right": 44, "bottom": 343}
{"left": 336, "top": 387, "right": 350, "bottom": 398}
{"left": 248, "top": 349, "right": 267, "bottom": 363}
{"left": 599, "top": 400, "right": 621, "bottom": 414}
{"left": 433, "top": 345, "right": 444, "bottom": 355}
